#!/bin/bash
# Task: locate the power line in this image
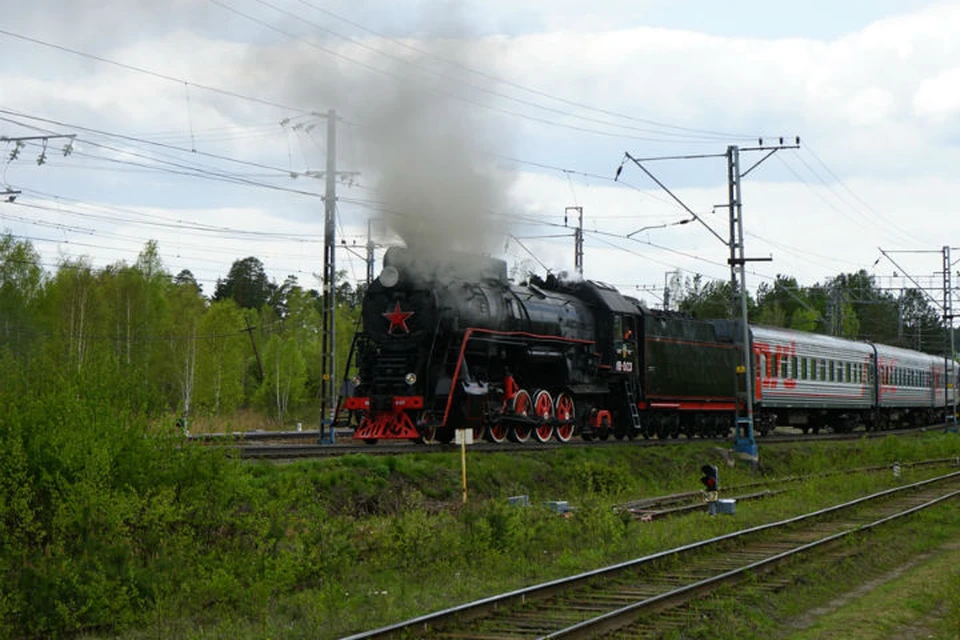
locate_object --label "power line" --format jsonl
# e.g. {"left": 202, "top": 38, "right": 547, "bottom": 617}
{"left": 208, "top": 0, "right": 746, "bottom": 144}
{"left": 0, "top": 28, "right": 313, "bottom": 115}
{"left": 292, "top": 0, "right": 752, "bottom": 141}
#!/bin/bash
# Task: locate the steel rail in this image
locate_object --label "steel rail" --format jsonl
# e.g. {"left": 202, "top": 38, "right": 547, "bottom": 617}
{"left": 544, "top": 485, "right": 960, "bottom": 638}
{"left": 341, "top": 471, "right": 960, "bottom": 639}
{"left": 192, "top": 422, "right": 951, "bottom": 460}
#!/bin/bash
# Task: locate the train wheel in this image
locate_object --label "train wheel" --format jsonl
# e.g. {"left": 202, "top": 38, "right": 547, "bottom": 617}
{"left": 598, "top": 414, "right": 611, "bottom": 440}
{"left": 415, "top": 411, "right": 435, "bottom": 444}
{"left": 532, "top": 390, "right": 555, "bottom": 443}
{"left": 485, "top": 421, "right": 508, "bottom": 443}
{"left": 508, "top": 389, "right": 532, "bottom": 443}
{"left": 435, "top": 428, "right": 455, "bottom": 444}
{"left": 554, "top": 392, "right": 576, "bottom": 443}
{"left": 416, "top": 426, "right": 435, "bottom": 444}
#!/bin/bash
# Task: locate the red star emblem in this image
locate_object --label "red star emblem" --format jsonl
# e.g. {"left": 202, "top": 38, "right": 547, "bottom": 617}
{"left": 382, "top": 301, "right": 414, "bottom": 334}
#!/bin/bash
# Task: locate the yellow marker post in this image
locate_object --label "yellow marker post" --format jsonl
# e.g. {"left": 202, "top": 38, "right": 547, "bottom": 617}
{"left": 461, "top": 432, "right": 468, "bottom": 504}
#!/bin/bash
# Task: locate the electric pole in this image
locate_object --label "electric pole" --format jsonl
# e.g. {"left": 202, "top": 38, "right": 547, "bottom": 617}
{"left": 877, "top": 246, "right": 959, "bottom": 430}
{"left": 300, "top": 109, "right": 358, "bottom": 443}
{"left": 943, "top": 246, "right": 957, "bottom": 428}
{"left": 565, "top": 206, "right": 584, "bottom": 277}
{"left": 725, "top": 140, "right": 799, "bottom": 459}
{"left": 617, "top": 137, "right": 800, "bottom": 461}
{"left": 366, "top": 219, "right": 375, "bottom": 285}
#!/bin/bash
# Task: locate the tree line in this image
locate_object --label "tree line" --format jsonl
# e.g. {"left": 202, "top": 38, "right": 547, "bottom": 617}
{"left": 0, "top": 234, "right": 363, "bottom": 429}
{"left": 675, "top": 271, "right": 955, "bottom": 355}
{"left": 0, "top": 233, "right": 954, "bottom": 432}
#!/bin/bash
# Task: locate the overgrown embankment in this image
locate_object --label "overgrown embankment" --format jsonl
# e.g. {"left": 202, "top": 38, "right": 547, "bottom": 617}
{"left": 4, "top": 354, "right": 959, "bottom": 639}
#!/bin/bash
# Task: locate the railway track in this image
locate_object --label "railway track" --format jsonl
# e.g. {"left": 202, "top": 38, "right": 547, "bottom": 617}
{"left": 618, "top": 456, "right": 960, "bottom": 520}
{"left": 342, "top": 470, "right": 960, "bottom": 639}
{"left": 189, "top": 423, "right": 951, "bottom": 460}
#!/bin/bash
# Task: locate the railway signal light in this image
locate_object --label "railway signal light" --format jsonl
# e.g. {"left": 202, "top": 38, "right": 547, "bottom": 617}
{"left": 700, "top": 464, "right": 719, "bottom": 493}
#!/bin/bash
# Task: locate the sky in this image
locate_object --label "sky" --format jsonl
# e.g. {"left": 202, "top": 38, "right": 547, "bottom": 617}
{"left": 1, "top": 0, "right": 959, "bottom": 311}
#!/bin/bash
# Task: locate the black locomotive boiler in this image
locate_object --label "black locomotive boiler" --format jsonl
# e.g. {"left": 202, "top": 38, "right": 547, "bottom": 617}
{"left": 341, "top": 247, "right": 741, "bottom": 444}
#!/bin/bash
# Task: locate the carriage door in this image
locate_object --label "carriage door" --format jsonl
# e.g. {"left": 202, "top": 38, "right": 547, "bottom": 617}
{"left": 612, "top": 314, "right": 637, "bottom": 375}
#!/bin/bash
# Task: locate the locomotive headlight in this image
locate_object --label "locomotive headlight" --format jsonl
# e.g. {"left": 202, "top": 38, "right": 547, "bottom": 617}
{"left": 379, "top": 265, "right": 400, "bottom": 288}
{"left": 405, "top": 373, "right": 417, "bottom": 386}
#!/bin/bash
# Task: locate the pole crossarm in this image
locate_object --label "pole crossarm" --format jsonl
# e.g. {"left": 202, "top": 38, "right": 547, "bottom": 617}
{"left": 877, "top": 247, "right": 945, "bottom": 311}
{"left": 728, "top": 256, "right": 773, "bottom": 265}
{"left": 619, "top": 152, "right": 728, "bottom": 246}
{"left": 1, "top": 134, "right": 77, "bottom": 142}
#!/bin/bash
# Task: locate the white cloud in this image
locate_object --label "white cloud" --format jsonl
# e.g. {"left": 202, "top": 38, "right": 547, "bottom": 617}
{"left": 2, "top": 1, "right": 960, "bottom": 302}
{"left": 913, "top": 67, "right": 960, "bottom": 119}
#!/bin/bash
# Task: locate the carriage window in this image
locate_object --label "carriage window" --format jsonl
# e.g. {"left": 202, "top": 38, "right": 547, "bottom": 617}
{"left": 845, "top": 362, "right": 851, "bottom": 383}
{"left": 800, "top": 358, "right": 808, "bottom": 380}
{"left": 828, "top": 360, "right": 835, "bottom": 382}
{"left": 780, "top": 356, "right": 788, "bottom": 379}
{"left": 819, "top": 359, "right": 826, "bottom": 381}
{"left": 791, "top": 356, "right": 798, "bottom": 379}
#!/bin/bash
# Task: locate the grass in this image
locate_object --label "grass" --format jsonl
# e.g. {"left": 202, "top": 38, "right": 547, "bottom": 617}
{"left": 19, "top": 421, "right": 960, "bottom": 639}
{"left": 781, "top": 536, "right": 960, "bottom": 639}
{"left": 662, "top": 499, "right": 960, "bottom": 639}
{"left": 105, "top": 435, "right": 960, "bottom": 638}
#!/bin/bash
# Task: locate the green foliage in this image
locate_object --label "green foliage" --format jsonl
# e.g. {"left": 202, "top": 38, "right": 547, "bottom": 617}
{"left": 790, "top": 307, "right": 820, "bottom": 332}
{"left": 255, "top": 334, "right": 308, "bottom": 424}
{"left": 213, "top": 256, "right": 274, "bottom": 311}
{"left": 195, "top": 300, "right": 247, "bottom": 415}
{"left": 571, "top": 460, "right": 634, "bottom": 496}
{"left": 677, "top": 274, "right": 741, "bottom": 319}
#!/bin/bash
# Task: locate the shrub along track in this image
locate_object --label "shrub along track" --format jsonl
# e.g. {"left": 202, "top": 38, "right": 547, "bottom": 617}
{"left": 342, "top": 471, "right": 960, "bottom": 639}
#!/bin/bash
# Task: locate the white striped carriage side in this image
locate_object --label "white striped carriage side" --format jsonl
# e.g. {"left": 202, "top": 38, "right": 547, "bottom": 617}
{"left": 751, "top": 325, "right": 874, "bottom": 411}
{"left": 872, "top": 342, "right": 942, "bottom": 410}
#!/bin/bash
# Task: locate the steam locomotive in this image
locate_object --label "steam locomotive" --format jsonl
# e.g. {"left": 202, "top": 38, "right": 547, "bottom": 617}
{"left": 340, "top": 247, "right": 958, "bottom": 444}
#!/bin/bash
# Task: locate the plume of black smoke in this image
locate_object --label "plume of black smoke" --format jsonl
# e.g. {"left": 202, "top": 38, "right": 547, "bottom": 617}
{"left": 351, "top": 33, "right": 515, "bottom": 254}
{"left": 242, "top": 4, "right": 518, "bottom": 255}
